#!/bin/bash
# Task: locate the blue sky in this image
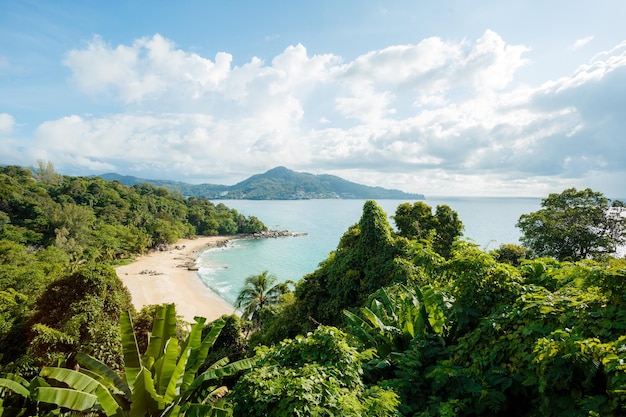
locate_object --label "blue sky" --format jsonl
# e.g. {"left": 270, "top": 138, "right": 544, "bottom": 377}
{"left": 1, "top": 1, "right": 625, "bottom": 197}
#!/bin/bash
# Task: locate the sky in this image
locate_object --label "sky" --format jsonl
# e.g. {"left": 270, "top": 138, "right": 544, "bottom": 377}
{"left": 1, "top": 1, "right": 625, "bottom": 197}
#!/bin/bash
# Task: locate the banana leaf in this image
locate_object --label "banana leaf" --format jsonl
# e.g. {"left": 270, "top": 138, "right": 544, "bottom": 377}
{"left": 35, "top": 387, "right": 97, "bottom": 412}
{"left": 0, "top": 378, "right": 29, "bottom": 398}
{"left": 208, "top": 357, "right": 229, "bottom": 370}
{"left": 186, "top": 357, "right": 255, "bottom": 393}
{"left": 343, "top": 309, "right": 378, "bottom": 348}
{"left": 163, "top": 344, "right": 192, "bottom": 403}
{"left": 121, "top": 311, "right": 142, "bottom": 388}
{"left": 181, "top": 318, "right": 226, "bottom": 391}
{"left": 40, "top": 367, "right": 121, "bottom": 416}
{"left": 422, "top": 287, "right": 446, "bottom": 336}
{"left": 180, "top": 317, "right": 207, "bottom": 353}
{"left": 184, "top": 403, "right": 230, "bottom": 417}
{"left": 146, "top": 304, "right": 178, "bottom": 361}
{"left": 130, "top": 368, "right": 163, "bottom": 417}
{"left": 76, "top": 352, "right": 131, "bottom": 399}
{"left": 155, "top": 338, "right": 180, "bottom": 395}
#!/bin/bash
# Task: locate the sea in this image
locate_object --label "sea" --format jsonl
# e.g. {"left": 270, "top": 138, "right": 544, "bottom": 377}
{"left": 196, "top": 197, "right": 542, "bottom": 305}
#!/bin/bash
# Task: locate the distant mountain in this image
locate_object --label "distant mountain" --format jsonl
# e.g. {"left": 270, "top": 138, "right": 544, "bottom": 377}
{"left": 99, "top": 167, "right": 424, "bottom": 200}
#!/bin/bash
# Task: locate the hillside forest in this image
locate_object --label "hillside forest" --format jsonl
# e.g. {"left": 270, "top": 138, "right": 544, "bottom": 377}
{"left": 1, "top": 163, "right": 626, "bottom": 416}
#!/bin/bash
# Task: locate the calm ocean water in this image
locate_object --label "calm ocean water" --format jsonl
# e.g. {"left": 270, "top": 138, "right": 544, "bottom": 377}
{"left": 197, "top": 197, "right": 541, "bottom": 305}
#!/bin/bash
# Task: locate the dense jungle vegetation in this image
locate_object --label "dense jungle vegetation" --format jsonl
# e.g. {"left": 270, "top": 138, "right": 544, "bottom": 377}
{"left": 0, "top": 163, "right": 265, "bottom": 374}
{"left": 1, "top": 163, "right": 626, "bottom": 416}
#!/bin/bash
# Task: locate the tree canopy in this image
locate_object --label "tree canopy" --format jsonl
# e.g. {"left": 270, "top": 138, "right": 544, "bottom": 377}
{"left": 394, "top": 201, "right": 464, "bottom": 258}
{"left": 517, "top": 187, "right": 626, "bottom": 260}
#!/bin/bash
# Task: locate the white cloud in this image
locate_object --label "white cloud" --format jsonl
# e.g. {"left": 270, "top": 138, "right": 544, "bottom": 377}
{"left": 64, "top": 34, "right": 234, "bottom": 103}
{"left": 33, "top": 32, "right": 623, "bottom": 196}
{"left": 570, "top": 36, "right": 594, "bottom": 50}
{"left": 0, "top": 113, "right": 15, "bottom": 134}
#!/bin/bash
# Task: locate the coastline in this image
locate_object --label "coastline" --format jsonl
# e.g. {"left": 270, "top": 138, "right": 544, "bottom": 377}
{"left": 116, "top": 236, "right": 237, "bottom": 323}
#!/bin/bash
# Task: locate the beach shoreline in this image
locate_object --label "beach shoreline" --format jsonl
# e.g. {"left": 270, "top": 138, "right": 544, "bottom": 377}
{"left": 116, "top": 236, "right": 238, "bottom": 323}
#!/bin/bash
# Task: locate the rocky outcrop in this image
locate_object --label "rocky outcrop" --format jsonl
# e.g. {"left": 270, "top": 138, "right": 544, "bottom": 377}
{"left": 241, "top": 230, "right": 307, "bottom": 239}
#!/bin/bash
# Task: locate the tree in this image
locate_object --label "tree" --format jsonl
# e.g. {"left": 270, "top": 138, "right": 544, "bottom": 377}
{"left": 235, "top": 271, "right": 290, "bottom": 327}
{"left": 393, "top": 202, "right": 463, "bottom": 258}
{"left": 394, "top": 202, "right": 434, "bottom": 241}
{"left": 491, "top": 243, "right": 531, "bottom": 266}
{"left": 33, "top": 159, "right": 62, "bottom": 186}
{"left": 27, "top": 264, "right": 133, "bottom": 368}
{"left": 517, "top": 188, "right": 626, "bottom": 261}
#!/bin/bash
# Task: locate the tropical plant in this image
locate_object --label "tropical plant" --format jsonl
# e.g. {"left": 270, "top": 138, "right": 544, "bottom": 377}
{"left": 234, "top": 271, "right": 291, "bottom": 327}
{"left": 27, "top": 304, "right": 253, "bottom": 416}
{"left": 344, "top": 284, "right": 447, "bottom": 363}
{"left": 231, "top": 326, "right": 399, "bottom": 416}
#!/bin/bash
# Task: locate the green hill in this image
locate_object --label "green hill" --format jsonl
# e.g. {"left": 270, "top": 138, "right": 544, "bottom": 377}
{"left": 100, "top": 166, "right": 425, "bottom": 200}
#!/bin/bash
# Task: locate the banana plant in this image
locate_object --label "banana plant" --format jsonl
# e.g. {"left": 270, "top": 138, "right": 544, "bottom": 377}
{"left": 0, "top": 373, "right": 60, "bottom": 417}
{"left": 33, "top": 303, "right": 254, "bottom": 417}
{"left": 344, "top": 283, "right": 447, "bottom": 361}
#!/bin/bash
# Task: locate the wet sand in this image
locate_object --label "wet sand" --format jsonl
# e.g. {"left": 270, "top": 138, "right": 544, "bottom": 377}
{"left": 116, "top": 236, "right": 237, "bottom": 323}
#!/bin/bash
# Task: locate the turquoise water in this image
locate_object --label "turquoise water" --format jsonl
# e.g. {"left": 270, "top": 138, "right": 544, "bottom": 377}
{"left": 197, "top": 197, "right": 541, "bottom": 305}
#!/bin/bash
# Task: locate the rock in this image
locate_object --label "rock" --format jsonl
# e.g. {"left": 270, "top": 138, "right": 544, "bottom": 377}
{"left": 240, "top": 229, "right": 307, "bottom": 240}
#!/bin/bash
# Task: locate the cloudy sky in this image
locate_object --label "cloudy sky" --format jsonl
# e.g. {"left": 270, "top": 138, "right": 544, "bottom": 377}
{"left": 1, "top": 1, "right": 625, "bottom": 197}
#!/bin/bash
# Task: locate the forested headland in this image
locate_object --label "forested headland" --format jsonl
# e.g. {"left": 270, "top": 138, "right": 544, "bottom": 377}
{"left": 101, "top": 166, "right": 425, "bottom": 200}
{"left": 1, "top": 163, "right": 626, "bottom": 416}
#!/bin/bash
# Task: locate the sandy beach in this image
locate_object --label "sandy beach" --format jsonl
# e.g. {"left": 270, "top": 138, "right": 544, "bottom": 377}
{"left": 116, "top": 236, "right": 238, "bottom": 323}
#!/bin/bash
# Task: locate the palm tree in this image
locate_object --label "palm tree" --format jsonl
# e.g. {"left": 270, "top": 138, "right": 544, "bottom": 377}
{"left": 235, "top": 271, "right": 291, "bottom": 326}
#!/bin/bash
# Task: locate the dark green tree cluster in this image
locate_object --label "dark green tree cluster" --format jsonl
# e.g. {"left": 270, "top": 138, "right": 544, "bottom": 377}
{"left": 0, "top": 164, "right": 266, "bottom": 377}
{"left": 232, "top": 326, "right": 399, "bottom": 416}
{"left": 394, "top": 201, "right": 464, "bottom": 258}
{"left": 1, "top": 165, "right": 266, "bottom": 260}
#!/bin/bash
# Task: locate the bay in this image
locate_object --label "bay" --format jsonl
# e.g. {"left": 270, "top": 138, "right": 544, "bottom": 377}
{"left": 197, "top": 197, "right": 541, "bottom": 305}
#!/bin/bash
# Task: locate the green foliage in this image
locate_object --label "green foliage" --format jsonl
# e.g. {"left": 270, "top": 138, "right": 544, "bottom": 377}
{"left": 490, "top": 243, "right": 531, "bottom": 266}
{"left": 234, "top": 271, "right": 291, "bottom": 327}
{"left": 0, "top": 165, "right": 267, "bottom": 259}
{"left": 0, "top": 164, "right": 266, "bottom": 375}
{"left": 382, "top": 256, "right": 626, "bottom": 416}
{"left": 295, "top": 201, "right": 407, "bottom": 327}
{"left": 232, "top": 326, "right": 399, "bottom": 416}
{"left": 30, "top": 304, "right": 253, "bottom": 417}
{"left": 0, "top": 372, "right": 57, "bottom": 416}
{"left": 344, "top": 284, "right": 446, "bottom": 363}
{"left": 393, "top": 201, "right": 464, "bottom": 258}
{"left": 247, "top": 292, "right": 308, "bottom": 347}
{"left": 26, "top": 264, "right": 133, "bottom": 369}
{"left": 201, "top": 314, "right": 248, "bottom": 370}
{"left": 517, "top": 187, "right": 626, "bottom": 260}
{"left": 443, "top": 242, "right": 523, "bottom": 336}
